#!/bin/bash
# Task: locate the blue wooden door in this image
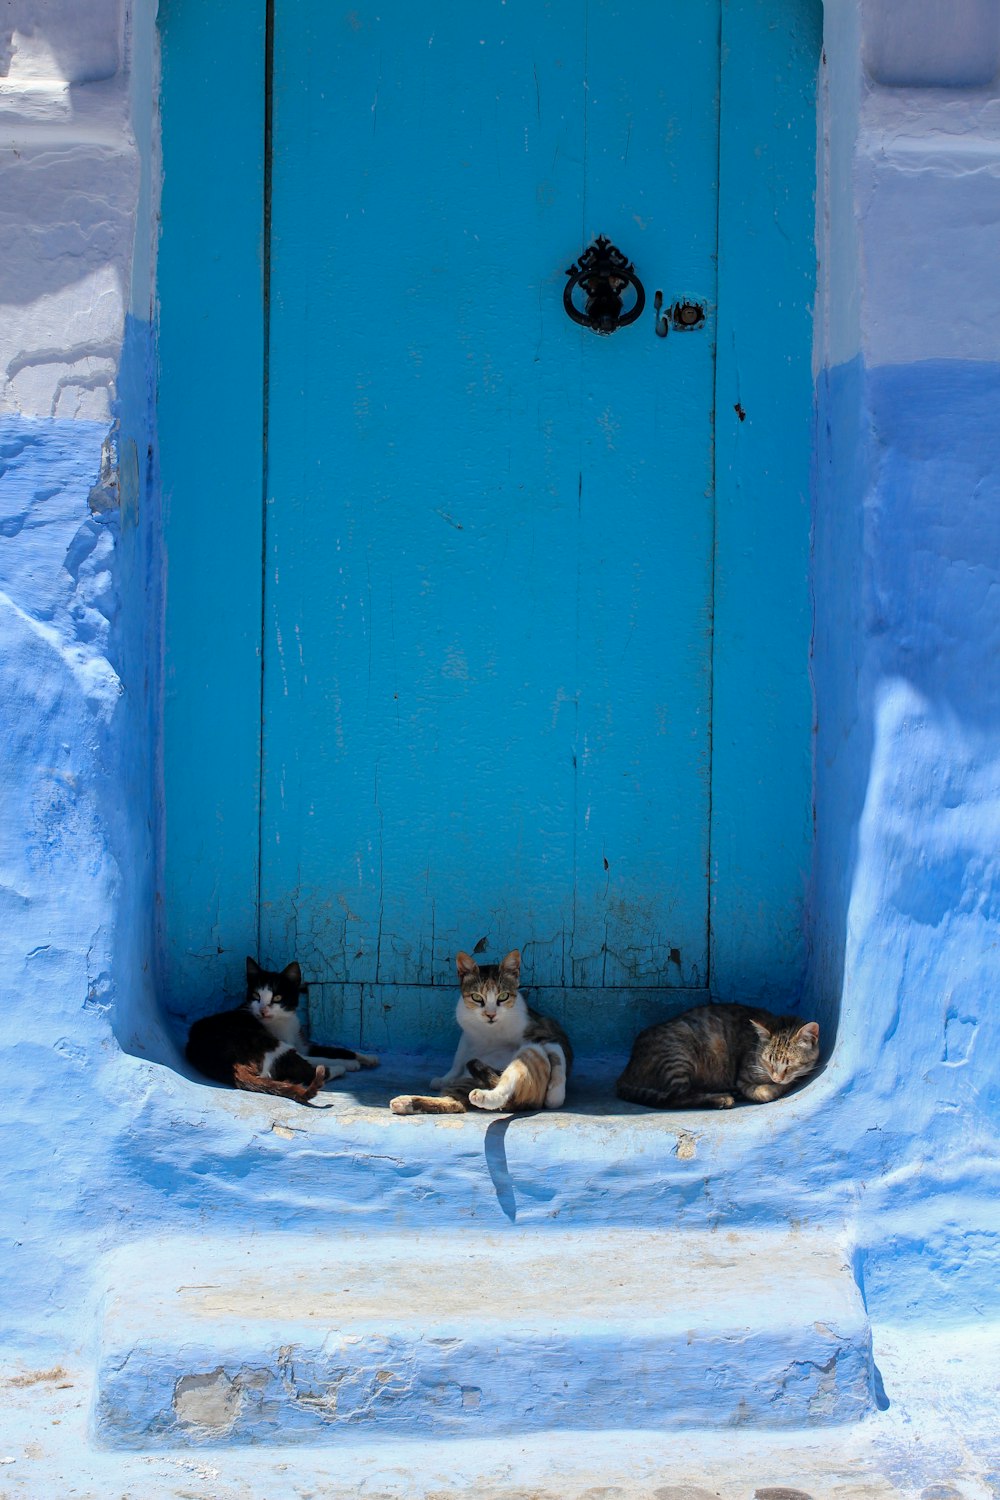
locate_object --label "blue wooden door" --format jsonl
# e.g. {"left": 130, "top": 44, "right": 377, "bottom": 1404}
{"left": 159, "top": 0, "right": 818, "bottom": 1044}
{"left": 262, "top": 1, "right": 719, "bottom": 1049}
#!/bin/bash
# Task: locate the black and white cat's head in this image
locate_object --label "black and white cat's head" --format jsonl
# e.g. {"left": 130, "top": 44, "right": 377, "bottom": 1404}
{"left": 456, "top": 948, "right": 523, "bottom": 1027}
{"left": 244, "top": 957, "right": 304, "bottom": 1024}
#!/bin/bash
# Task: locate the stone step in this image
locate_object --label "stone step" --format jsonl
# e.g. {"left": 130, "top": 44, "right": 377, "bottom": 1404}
{"left": 95, "top": 1228, "right": 874, "bottom": 1447}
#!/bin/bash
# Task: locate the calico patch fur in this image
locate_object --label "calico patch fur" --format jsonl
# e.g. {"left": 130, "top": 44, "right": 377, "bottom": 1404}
{"left": 389, "top": 949, "right": 572, "bottom": 1115}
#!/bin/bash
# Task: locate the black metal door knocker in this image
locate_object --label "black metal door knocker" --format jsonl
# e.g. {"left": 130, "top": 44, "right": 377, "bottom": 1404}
{"left": 564, "top": 235, "right": 646, "bottom": 335}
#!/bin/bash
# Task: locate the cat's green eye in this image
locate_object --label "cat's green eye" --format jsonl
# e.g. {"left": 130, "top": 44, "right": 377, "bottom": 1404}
{"left": 497, "top": 991, "right": 509, "bottom": 1002}
{"left": 470, "top": 993, "right": 485, "bottom": 1005}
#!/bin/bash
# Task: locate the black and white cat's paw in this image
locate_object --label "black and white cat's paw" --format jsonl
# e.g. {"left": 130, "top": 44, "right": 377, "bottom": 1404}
{"left": 355, "top": 1052, "right": 380, "bottom": 1069}
{"left": 316, "top": 1060, "right": 349, "bottom": 1081}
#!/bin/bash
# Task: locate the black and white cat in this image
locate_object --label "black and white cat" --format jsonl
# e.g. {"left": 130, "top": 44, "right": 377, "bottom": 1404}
{"left": 186, "top": 957, "right": 379, "bottom": 1105}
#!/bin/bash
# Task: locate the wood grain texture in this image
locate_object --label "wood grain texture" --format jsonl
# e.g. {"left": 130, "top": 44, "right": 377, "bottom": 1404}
{"left": 262, "top": 1, "right": 719, "bottom": 1042}
{"left": 159, "top": 0, "right": 817, "bottom": 1050}
{"left": 159, "top": 0, "right": 267, "bottom": 1010}
{"left": 711, "top": 0, "right": 820, "bottom": 1002}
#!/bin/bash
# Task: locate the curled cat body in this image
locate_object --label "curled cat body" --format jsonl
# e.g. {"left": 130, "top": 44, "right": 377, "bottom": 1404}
{"left": 186, "top": 957, "right": 379, "bottom": 1105}
{"left": 616, "top": 1002, "right": 819, "bottom": 1109}
{"left": 390, "top": 949, "right": 572, "bottom": 1115}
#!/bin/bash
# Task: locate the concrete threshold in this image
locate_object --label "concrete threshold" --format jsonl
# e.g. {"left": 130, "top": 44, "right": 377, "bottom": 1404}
{"left": 95, "top": 1227, "right": 873, "bottom": 1447}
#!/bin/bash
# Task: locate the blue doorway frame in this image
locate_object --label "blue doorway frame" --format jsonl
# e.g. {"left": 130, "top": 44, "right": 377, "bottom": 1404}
{"left": 157, "top": 0, "right": 820, "bottom": 1045}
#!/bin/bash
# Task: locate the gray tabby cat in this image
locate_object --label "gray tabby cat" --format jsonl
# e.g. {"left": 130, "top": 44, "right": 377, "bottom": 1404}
{"left": 616, "top": 1002, "right": 819, "bottom": 1109}
{"left": 390, "top": 949, "right": 572, "bottom": 1114}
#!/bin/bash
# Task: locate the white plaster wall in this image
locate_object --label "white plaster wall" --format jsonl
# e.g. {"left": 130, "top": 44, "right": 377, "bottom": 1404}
{"left": 821, "top": 0, "right": 1000, "bottom": 372}
{"left": 0, "top": 0, "right": 139, "bottom": 420}
{"left": 857, "top": 0, "right": 1000, "bottom": 368}
{"left": 1, "top": 0, "right": 122, "bottom": 82}
{"left": 815, "top": 0, "right": 863, "bottom": 373}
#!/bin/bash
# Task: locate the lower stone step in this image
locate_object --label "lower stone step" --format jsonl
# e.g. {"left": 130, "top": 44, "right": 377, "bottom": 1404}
{"left": 95, "top": 1228, "right": 874, "bottom": 1447}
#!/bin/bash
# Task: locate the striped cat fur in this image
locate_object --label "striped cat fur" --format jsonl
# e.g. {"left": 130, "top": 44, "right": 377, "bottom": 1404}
{"left": 616, "top": 1002, "right": 819, "bottom": 1109}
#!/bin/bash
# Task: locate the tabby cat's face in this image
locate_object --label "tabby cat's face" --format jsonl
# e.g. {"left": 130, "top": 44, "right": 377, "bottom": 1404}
{"left": 245, "top": 957, "right": 302, "bottom": 1021}
{"left": 750, "top": 1017, "right": 820, "bottom": 1085}
{"left": 456, "top": 949, "right": 521, "bottom": 1026}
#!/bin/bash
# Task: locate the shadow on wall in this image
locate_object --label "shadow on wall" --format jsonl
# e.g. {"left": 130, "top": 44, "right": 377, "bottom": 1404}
{"left": 809, "top": 354, "right": 872, "bottom": 1041}
{"left": 812, "top": 355, "right": 1000, "bottom": 1121}
{"left": 0, "top": 0, "right": 120, "bottom": 84}
{"left": 107, "top": 315, "right": 166, "bottom": 1060}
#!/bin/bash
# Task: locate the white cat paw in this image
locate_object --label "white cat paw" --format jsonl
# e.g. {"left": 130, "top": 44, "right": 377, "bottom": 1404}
{"left": 429, "top": 1078, "right": 446, "bottom": 1091}
{"left": 323, "top": 1062, "right": 349, "bottom": 1080}
{"left": 357, "top": 1052, "right": 380, "bottom": 1069}
{"left": 469, "top": 1088, "right": 501, "bottom": 1111}
{"left": 389, "top": 1095, "right": 414, "bottom": 1114}
{"left": 341, "top": 1059, "right": 362, "bottom": 1071}
{"left": 544, "top": 1082, "right": 566, "bottom": 1108}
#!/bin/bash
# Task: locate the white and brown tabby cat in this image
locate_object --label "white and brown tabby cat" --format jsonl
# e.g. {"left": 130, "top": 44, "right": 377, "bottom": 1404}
{"left": 186, "top": 957, "right": 379, "bottom": 1105}
{"left": 616, "top": 1002, "right": 819, "bottom": 1109}
{"left": 390, "top": 949, "right": 572, "bottom": 1114}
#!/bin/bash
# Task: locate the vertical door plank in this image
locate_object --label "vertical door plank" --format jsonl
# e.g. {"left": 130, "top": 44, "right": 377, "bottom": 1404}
{"left": 264, "top": 5, "right": 588, "bottom": 1024}
{"left": 570, "top": 0, "right": 719, "bottom": 995}
{"left": 159, "top": 0, "right": 267, "bottom": 1007}
{"left": 712, "top": 0, "right": 821, "bottom": 1000}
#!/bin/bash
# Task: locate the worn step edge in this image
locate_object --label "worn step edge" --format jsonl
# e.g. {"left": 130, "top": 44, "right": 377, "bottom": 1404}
{"left": 94, "top": 1229, "right": 875, "bottom": 1447}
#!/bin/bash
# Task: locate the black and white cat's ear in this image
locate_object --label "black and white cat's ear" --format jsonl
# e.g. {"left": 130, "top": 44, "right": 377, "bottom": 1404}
{"left": 246, "top": 956, "right": 261, "bottom": 980}
{"left": 281, "top": 961, "right": 302, "bottom": 989}
{"left": 456, "top": 951, "right": 479, "bottom": 980}
{"left": 500, "top": 949, "right": 521, "bottom": 983}
{"left": 749, "top": 1018, "right": 771, "bottom": 1040}
{"left": 795, "top": 1021, "right": 820, "bottom": 1047}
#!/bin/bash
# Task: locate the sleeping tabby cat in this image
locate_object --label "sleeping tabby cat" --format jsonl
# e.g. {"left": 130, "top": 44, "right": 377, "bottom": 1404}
{"left": 186, "top": 957, "right": 379, "bottom": 1105}
{"left": 389, "top": 949, "right": 572, "bottom": 1114}
{"left": 616, "top": 1002, "right": 819, "bottom": 1109}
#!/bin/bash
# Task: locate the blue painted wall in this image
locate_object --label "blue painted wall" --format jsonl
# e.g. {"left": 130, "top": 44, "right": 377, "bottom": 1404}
{"left": 3, "top": 366, "right": 996, "bottom": 1355}
{"left": 0, "top": 413, "right": 129, "bottom": 1351}
{"left": 2, "top": 0, "right": 999, "bottom": 1394}
{"left": 810, "top": 355, "right": 1000, "bottom": 1316}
